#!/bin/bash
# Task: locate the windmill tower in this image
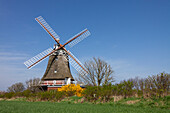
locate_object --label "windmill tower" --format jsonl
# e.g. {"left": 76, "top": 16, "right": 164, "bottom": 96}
{"left": 24, "top": 16, "right": 90, "bottom": 90}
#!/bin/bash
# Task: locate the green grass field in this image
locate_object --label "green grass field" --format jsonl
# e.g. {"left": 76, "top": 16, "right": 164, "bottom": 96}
{"left": 0, "top": 101, "right": 169, "bottom": 113}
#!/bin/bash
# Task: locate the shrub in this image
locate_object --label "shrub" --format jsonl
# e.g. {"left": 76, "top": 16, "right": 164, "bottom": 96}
{"left": 99, "top": 84, "right": 114, "bottom": 102}
{"left": 83, "top": 86, "right": 99, "bottom": 102}
{"left": 0, "top": 91, "right": 5, "bottom": 98}
{"left": 58, "top": 84, "right": 84, "bottom": 97}
{"left": 22, "top": 89, "right": 32, "bottom": 98}
{"left": 37, "top": 90, "right": 65, "bottom": 101}
{"left": 14, "top": 92, "right": 22, "bottom": 97}
{"left": 83, "top": 84, "right": 114, "bottom": 103}
{"left": 4, "top": 92, "right": 15, "bottom": 99}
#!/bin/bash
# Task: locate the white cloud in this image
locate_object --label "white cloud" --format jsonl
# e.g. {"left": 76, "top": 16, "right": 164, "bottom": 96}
{"left": 0, "top": 52, "right": 27, "bottom": 56}
{"left": 0, "top": 56, "right": 26, "bottom": 61}
{"left": 0, "top": 51, "right": 28, "bottom": 61}
{"left": 0, "top": 51, "right": 45, "bottom": 91}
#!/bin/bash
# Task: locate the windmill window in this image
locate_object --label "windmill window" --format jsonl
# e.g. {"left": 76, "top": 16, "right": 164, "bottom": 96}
{"left": 54, "top": 70, "right": 57, "bottom": 73}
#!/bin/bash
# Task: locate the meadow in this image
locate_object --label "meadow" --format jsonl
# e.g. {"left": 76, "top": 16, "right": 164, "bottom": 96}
{"left": 0, "top": 100, "right": 169, "bottom": 113}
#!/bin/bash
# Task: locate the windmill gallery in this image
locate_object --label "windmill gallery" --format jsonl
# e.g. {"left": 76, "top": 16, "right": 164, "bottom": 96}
{"left": 24, "top": 16, "right": 91, "bottom": 91}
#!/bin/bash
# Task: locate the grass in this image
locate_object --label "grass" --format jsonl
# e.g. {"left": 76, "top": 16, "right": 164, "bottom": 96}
{"left": 116, "top": 96, "right": 170, "bottom": 109}
{"left": 0, "top": 100, "right": 169, "bottom": 113}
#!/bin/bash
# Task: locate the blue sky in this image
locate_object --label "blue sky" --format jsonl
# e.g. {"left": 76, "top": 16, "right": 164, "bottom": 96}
{"left": 0, "top": 0, "right": 170, "bottom": 91}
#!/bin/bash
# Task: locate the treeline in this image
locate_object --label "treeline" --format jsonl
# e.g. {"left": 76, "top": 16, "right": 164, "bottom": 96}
{"left": 6, "top": 78, "right": 41, "bottom": 93}
{"left": 115, "top": 72, "right": 169, "bottom": 98}
{"left": 0, "top": 72, "right": 169, "bottom": 103}
{"left": 84, "top": 73, "right": 170, "bottom": 102}
{"left": 83, "top": 72, "right": 169, "bottom": 103}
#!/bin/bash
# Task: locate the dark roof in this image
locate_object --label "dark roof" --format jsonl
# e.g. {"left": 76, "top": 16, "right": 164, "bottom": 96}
{"left": 41, "top": 51, "right": 74, "bottom": 81}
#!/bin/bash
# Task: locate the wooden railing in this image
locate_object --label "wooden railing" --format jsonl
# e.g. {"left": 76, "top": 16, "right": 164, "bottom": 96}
{"left": 40, "top": 80, "right": 76, "bottom": 86}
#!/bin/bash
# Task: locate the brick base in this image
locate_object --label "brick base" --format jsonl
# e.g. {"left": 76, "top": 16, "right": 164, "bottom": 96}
{"left": 47, "top": 87, "right": 60, "bottom": 91}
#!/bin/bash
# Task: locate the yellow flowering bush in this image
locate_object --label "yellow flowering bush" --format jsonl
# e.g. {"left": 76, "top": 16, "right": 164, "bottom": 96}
{"left": 58, "top": 84, "right": 84, "bottom": 97}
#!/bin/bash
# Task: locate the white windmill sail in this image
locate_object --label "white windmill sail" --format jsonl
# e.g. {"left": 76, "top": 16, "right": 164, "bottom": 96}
{"left": 66, "top": 28, "right": 91, "bottom": 48}
{"left": 66, "top": 50, "right": 88, "bottom": 76}
{"left": 24, "top": 47, "right": 53, "bottom": 69}
{"left": 35, "top": 16, "right": 60, "bottom": 40}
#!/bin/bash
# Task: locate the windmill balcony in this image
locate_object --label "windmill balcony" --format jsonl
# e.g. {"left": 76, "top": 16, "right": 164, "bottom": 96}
{"left": 40, "top": 80, "right": 77, "bottom": 87}
{"left": 39, "top": 80, "right": 85, "bottom": 91}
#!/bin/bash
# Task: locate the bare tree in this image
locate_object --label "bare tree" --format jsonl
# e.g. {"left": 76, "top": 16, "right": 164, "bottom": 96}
{"left": 25, "top": 78, "right": 41, "bottom": 92}
{"left": 7, "top": 82, "right": 25, "bottom": 92}
{"left": 78, "top": 57, "right": 114, "bottom": 86}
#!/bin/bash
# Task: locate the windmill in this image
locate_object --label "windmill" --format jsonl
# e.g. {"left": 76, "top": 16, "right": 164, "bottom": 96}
{"left": 24, "top": 16, "right": 90, "bottom": 90}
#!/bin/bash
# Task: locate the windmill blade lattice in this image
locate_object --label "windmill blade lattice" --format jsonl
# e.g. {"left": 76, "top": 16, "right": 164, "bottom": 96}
{"left": 24, "top": 47, "right": 53, "bottom": 69}
{"left": 35, "top": 16, "right": 60, "bottom": 41}
{"left": 66, "top": 28, "right": 91, "bottom": 48}
{"left": 67, "top": 50, "right": 88, "bottom": 76}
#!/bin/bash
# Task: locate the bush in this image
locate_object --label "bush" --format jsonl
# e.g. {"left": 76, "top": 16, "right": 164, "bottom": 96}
{"left": 14, "top": 92, "right": 22, "bottom": 97}
{"left": 58, "top": 84, "right": 84, "bottom": 97}
{"left": 83, "top": 84, "right": 114, "bottom": 103}
{"left": 83, "top": 86, "right": 99, "bottom": 102}
{"left": 22, "top": 89, "right": 32, "bottom": 98}
{"left": 0, "top": 91, "right": 5, "bottom": 98}
{"left": 99, "top": 84, "right": 114, "bottom": 102}
{"left": 4, "top": 92, "right": 15, "bottom": 99}
{"left": 37, "top": 90, "right": 65, "bottom": 101}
